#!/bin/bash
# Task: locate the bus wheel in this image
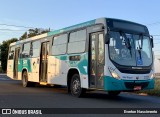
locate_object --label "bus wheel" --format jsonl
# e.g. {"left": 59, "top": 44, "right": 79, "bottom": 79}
{"left": 70, "top": 74, "right": 85, "bottom": 97}
{"left": 22, "top": 71, "right": 35, "bottom": 87}
{"left": 108, "top": 91, "right": 121, "bottom": 97}
{"left": 22, "top": 71, "right": 29, "bottom": 87}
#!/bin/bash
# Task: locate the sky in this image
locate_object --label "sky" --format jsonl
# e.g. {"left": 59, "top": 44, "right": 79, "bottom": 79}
{"left": 0, "top": 0, "right": 160, "bottom": 55}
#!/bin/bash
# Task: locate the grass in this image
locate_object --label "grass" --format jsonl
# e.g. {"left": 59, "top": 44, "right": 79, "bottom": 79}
{"left": 137, "top": 78, "right": 160, "bottom": 96}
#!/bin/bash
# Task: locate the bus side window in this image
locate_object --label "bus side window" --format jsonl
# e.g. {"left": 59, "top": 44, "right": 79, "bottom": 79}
{"left": 52, "top": 34, "right": 67, "bottom": 55}
{"left": 22, "top": 42, "right": 30, "bottom": 58}
{"left": 30, "top": 43, "right": 33, "bottom": 57}
{"left": 30, "top": 41, "right": 40, "bottom": 57}
{"left": 98, "top": 34, "right": 104, "bottom": 64}
{"left": 8, "top": 47, "right": 15, "bottom": 60}
{"left": 68, "top": 29, "right": 86, "bottom": 54}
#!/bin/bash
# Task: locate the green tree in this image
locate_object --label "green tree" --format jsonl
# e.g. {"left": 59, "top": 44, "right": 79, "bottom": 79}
{"left": 0, "top": 38, "right": 18, "bottom": 72}
{"left": 19, "top": 32, "right": 27, "bottom": 40}
{"left": 0, "top": 28, "right": 50, "bottom": 72}
{"left": 19, "top": 28, "right": 50, "bottom": 40}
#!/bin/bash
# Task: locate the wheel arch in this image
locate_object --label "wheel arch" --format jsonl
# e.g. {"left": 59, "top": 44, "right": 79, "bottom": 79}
{"left": 67, "top": 68, "right": 81, "bottom": 92}
{"left": 21, "top": 68, "right": 28, "bottom": 80}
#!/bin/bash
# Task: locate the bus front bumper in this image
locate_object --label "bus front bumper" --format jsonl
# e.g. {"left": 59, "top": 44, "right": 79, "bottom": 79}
{"left": 104, "top": 76, "right": 155, "bottom": 91}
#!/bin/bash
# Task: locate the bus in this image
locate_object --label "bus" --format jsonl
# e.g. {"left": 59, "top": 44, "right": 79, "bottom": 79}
{"left": 7, "top": 18, "right": 154, "bottom": 97}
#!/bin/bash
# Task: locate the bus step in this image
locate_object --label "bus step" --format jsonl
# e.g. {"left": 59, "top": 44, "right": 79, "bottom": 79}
{"left": 40, "top": 82, "right": 47, "bottom": 85}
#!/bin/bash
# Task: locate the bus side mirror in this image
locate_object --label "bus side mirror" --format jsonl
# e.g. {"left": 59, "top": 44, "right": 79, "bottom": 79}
{"left": 105, "top": 27, "right": 110, "bottom": 44}
{"left": 150, "top": 35, "right": 154, "bottom": 48}
{"left": 105, "top": 33, "right": 110, "bottom": 44}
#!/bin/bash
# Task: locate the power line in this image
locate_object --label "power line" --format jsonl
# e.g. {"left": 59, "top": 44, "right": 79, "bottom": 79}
{"left": 0, "top": 23, "right": 35, "bottom": 29}
{"left": 152, "top": 38, "right": 160, "bottom": 39}
{"left": 153, "top": 50, "right": 160, "bottom": 52}
{"left": 152, "top": 35, "right": 160, "bottom": 36}
{"left": 146, "top": 22, "right": 160, "bottom": 26}
{"left": 154, "top": 42, "right": 160, "bottom": 44}
{"left": 0, "top": 23, "right": 54, "bottom": 31}
{"left": 0, "top": 28, "right": 27, "bottom": 31}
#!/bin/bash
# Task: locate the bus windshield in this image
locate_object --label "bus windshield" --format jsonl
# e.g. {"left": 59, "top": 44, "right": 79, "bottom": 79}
{"left": 109, "top": 31, "right": 152, "bottom": 66}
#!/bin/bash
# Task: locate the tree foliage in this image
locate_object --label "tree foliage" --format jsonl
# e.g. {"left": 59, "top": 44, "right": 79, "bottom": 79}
{"left": 0, "top": 38, "right": 18, "bottom": 72}
{"left": 19, "top": 32, "right": 27, "bottom": 40}
{"left": 19, "top": 28, "right": 50, "bottom": 40}
{"left": 0, "top": 28, "right": 50, "bottom": 72}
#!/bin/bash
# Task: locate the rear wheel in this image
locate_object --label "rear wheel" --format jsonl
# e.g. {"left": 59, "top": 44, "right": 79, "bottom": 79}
{"left": 70, "top": 74, "right": 85, "bottom": 97}
{"left": 108, "top": 91, "right": 121, "bottom": 97}
{"left": 22, "top": 71, "right": 35, "bottom": 87}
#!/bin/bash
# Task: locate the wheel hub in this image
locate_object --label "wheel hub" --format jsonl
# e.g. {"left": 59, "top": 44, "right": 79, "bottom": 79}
{"left": 73, "top": 79, "right": 80, "bottom": 94}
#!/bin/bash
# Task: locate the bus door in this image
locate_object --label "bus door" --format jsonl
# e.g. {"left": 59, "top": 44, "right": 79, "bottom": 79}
{"left": 13, "top": 47, "right": 20, "bottom": 79}
{"left": 89, "top": 32, "right": 104, "bottom": 89}
{"left": 40, "top": 42, "right": 50, "bottom": 82}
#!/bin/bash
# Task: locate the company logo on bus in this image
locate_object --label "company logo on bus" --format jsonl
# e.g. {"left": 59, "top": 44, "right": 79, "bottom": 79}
{"left": 122, "top": 76, "right": 133, "bottom": 79}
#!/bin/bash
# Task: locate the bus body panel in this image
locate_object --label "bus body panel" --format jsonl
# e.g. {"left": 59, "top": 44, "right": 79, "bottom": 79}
{"left": 18, "top": 72, "right": 21, "bottom": 80}
{"left": 7, "top": 60, "right": 14, "bottom": 79}
{"left": 104, "top": 76, "right": 154, "bottom": 91}
{"left": 30, "top": 57, "right": 40, "bottom": 82}
{"left": 48, "top": 55, "right": 68, "bottom": 85}
{"left": 47, "top": 53, "right": 89, "bottom": 88}
{"left": 18, "top": 59, "right": 32, "bottom": 81}
{"left": 67, "top": 53, "right": 89, "bottom": 88}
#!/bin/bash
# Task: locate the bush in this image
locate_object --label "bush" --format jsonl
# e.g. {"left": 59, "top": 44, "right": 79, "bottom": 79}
{"left": 137, "top": 78, "right": 160, "bottom": 96}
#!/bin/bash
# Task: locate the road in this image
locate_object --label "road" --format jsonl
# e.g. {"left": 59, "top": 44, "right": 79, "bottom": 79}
{"left": 0, "top": 74, "right": 160, "bottom": 117}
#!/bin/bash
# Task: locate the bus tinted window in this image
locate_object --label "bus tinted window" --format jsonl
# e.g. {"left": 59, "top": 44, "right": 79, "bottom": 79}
{"left": 69, "top": 29, "right": 86, "bottom": 42}
{"left": 52, "top": 34, "right": 67, "bottom": 55}
{"left": 30, "top": 41, "right": 41, "bottom": 57}
{"left": 68, "top": 29, "right": 86, "bottom": 53}
{"left": 8, "top": 46, "right": 15, "bottom": 60}
{"left": 22, "top": 43, "right": 30, "bottom": 58}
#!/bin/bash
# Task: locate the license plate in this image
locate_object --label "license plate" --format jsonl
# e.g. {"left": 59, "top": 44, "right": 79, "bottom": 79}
{"left": 134, "top": 86, "right": 141, "bottom": 90}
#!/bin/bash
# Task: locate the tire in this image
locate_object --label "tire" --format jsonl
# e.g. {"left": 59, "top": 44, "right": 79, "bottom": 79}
{"left": 108, "top": 91, "right": 121, "bottom": 97}
{"left": 22, "top": 71, "right": 35, "bottom": 87}
{"left": 70, "top": 74, "right": 85, "bottom": 97}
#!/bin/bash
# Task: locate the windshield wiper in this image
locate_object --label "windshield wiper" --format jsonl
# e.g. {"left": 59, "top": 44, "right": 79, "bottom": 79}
{"left": 122, "top": 32, "right": 132, "bottom": 57}
{"left": 137, "top": 43, "right": 142, "bottom": 59}
{"left": 137, "top": 34, "right": 143, "bottom": 59}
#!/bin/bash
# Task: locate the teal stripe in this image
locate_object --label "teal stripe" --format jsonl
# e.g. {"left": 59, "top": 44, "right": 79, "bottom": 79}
{"left": 104, "top": 76, "right": 155, "bottom": 91}
{"left": 18, "top": 59, "right": 32, "bottom": 72}
{"left": 48, "top": 20, "right": 96, "bottom": 36}
{"left": 54, "top": 53, "right": 88, "bottom": 75}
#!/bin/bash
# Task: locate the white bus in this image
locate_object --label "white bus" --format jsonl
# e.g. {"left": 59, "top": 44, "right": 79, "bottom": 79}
{"left": 7, "top": 18, "right": 154, "bottom": 97}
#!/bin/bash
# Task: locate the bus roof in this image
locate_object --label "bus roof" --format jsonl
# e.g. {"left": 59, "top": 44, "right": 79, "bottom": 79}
{"left": 10, "top": 33, "right": 48, "bottom": 46}
{"left": 47, "top": 19, "right": 96, "bottom": 36}
{"left": 9, "top": 17, "right": 147, "bottom": 46}
{"left": 9, "top": 18, "right": 98, "bottom": 46}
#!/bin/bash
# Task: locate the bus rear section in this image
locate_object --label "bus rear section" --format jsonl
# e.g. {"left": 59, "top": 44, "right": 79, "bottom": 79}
{"left": 7, "top": 43, "right": 21, "bottom": 80}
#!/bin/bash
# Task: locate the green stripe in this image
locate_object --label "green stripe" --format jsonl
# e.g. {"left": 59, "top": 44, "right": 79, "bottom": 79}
{"left": 54, "top": 53, "right": 88, "bottom": 74}
{"left": 18, "top": 59, "right": 32, "bottom": 72}
{"left": 48, "top": 20, "right": 96, "bottom": 36}
{"left": 104, "top": 76, "right": 155, "bottom": 91}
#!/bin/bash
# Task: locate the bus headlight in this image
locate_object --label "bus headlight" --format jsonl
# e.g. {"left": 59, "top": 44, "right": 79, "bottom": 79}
{"left": 108, "top": 67, "right": 120, "bottom": 79}
{"left": 150, "top": 74, "right": 154, "bottom": 79}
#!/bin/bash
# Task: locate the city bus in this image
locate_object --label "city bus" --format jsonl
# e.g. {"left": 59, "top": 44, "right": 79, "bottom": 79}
{"left": 7, "top": 18, "right": 154, "bottom": 97}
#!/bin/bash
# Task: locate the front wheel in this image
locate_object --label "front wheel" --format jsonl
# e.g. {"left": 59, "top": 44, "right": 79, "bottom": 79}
{"left": 70, "top": 74, "right": 85, "bottom": 97}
